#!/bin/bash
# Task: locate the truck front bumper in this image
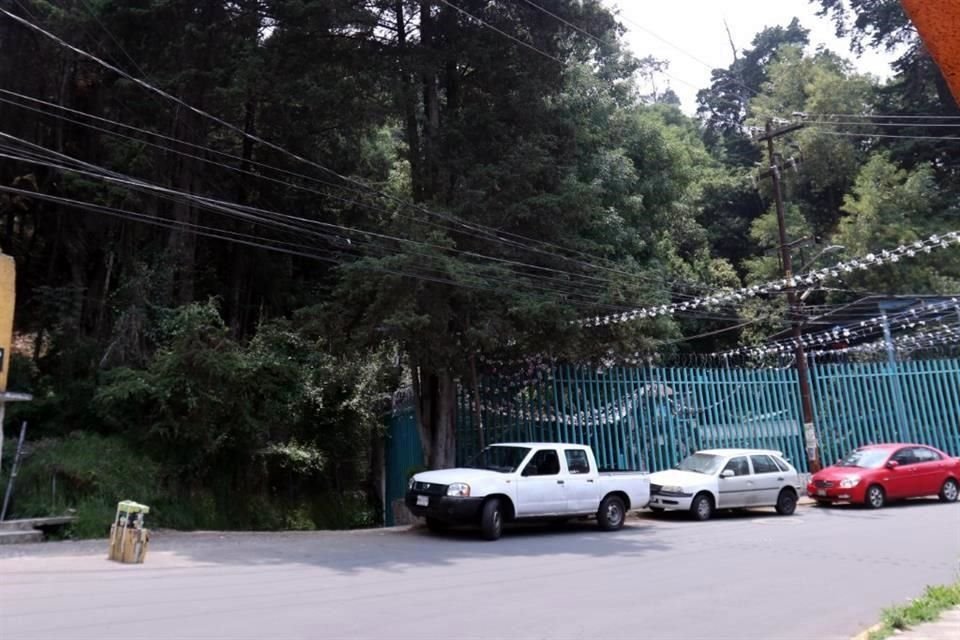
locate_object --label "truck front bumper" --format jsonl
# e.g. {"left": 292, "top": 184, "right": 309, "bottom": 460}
{"left": 405, "top": 492, "right": 486, "bottom": 524}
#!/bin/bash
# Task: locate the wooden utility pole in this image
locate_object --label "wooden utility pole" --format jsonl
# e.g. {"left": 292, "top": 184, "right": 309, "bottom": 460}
{"left": 758, "top": 120, "right": 820, "bottom": 472}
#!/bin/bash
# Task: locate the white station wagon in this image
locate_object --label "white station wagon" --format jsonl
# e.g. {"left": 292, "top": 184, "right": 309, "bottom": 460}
{"left": 648, "top": 448, "right": 803, "bottom": 521}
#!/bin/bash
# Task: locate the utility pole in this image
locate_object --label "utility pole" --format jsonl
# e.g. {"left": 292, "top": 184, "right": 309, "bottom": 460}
{"left": 881, "top": 311, "right": 910, "bottom": 442}
{"left": 758, "top": 120, "right": 820, "bottom": 472}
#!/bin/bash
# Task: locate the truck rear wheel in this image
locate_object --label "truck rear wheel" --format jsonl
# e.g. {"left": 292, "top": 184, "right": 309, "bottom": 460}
{"left": 480, "top": 498, "right": 504, "bottom": 541}
{"left": 597, "top": 495, "right": 626, "bottom": 531}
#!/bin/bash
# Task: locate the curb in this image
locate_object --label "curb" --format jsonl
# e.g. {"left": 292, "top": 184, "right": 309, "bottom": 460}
{"left": 850, "top": 622, "right": 883, "bottom": 640}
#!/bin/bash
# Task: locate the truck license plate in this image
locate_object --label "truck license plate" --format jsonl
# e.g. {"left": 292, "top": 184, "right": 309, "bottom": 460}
{"left": 816, "top": 489, "right": 826, "bottom": 497}
{"left": 416, "top": 495, "right": 429, "bottom": 507}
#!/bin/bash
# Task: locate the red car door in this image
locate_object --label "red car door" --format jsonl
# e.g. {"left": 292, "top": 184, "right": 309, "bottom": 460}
{"left": 885, "top": 448, "right": 921, "bottom": 498}
{"left": 912, "top": 447, "right": 948, "bottom": 495}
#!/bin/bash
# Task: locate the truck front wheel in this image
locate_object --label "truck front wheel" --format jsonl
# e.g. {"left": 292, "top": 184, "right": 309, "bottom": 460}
{"left": 597, "top": 495, "right": 626, "bottom": 531}
{"left": 480, "top": 498, "right": 504, "bottom": 541}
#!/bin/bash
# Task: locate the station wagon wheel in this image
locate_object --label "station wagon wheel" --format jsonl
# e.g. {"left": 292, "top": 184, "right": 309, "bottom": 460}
{"left": 597, "top": 495, "right": 626, "bottom": 531}
{"left": 690, "top": 493, "right": 714, "bottom": 521}
{"left": 940, "top": 478, "right": 959, "bottom": 503}
{"left": 775, "top": 489, "right": 797, "bottom": 515}
{"left": 865, "top": 484, "right": 885, "bottom": 509}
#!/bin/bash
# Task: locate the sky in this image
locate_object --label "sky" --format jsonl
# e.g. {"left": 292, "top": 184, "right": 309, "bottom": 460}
{"left": 607, "top": 0, "right": 899, "bottom": 113}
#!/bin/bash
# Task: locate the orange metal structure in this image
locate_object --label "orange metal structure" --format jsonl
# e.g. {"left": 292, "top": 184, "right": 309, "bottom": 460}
{"left": 901, "top": 0, "right": 960, "bottom": 105}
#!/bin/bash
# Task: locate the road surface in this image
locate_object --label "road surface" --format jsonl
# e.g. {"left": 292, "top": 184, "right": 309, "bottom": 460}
{"left": 2, "top": 500, "right": 958, "bottom": 640}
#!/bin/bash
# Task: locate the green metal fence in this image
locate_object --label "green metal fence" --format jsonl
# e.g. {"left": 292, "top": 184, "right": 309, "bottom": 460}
{"left": 385, "top": 357, "right": 960, "bottom": 504}
{"left": 453, "top": 357, "right": 960, "bottom": 473}
{"left": 809, "top": 357, "right": 960, "bottom": 465}
{"left": 384, "top": 398, "right": 422, "bottom": 526}
{"left": 455, "top": 364, "right": 809, "bottom": 471}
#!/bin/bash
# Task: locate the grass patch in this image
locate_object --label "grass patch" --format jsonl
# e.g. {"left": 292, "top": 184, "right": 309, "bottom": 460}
{"left": 867, "top": 581, "right": 960, "bottom": 640}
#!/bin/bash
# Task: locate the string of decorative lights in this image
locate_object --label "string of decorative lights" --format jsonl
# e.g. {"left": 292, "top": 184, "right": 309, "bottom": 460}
{"left": 715, "top": 297, "right": 960, "bottom": 358}
{"left": 576, "top": 231, "right": 960, "bottom": 328}
{"left": 808, "top": 321, "right": 960, "bottom": 357}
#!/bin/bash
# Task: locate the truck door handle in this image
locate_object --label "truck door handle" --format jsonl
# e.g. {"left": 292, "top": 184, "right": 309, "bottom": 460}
{"left": 557, "top": 480, "right": 565, "bottom": 485}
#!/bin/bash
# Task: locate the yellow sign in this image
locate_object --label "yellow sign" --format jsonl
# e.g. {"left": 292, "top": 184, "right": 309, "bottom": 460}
{"left": 0, "top": 253, "right": 15, "bottom": 392}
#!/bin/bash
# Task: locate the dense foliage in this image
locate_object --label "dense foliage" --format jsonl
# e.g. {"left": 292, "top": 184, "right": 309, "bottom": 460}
{"left": 1, "top": 0, "right": 958, "bottom": 532}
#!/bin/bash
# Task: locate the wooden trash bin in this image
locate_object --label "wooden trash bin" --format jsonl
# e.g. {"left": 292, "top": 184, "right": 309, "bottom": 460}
{"left": 107, "top": 500, "right": 150, "bottom": 564}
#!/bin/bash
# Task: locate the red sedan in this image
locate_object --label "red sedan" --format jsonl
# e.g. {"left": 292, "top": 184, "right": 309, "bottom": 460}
{"left": 807, "top": 443, "right": 960, "bottom": 509}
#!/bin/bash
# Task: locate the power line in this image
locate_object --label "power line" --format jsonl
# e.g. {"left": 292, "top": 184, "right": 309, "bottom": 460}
{"left": 662, "top": 317, "right": 763, "bottom": 345}
{"left": 437, "top": 0, "right": 566, "bottom": 65}
{"left": 808, "top": 119, "right": 960, "bottom": 129}
{"left": 809, "top": 128, "right": 960, "bottom": 143}
{"left": 0, "top": 13, "right": 716, "bottom": 301}
{"left": 0, "top": 184, "right": 554, "bottom": 296}
{"left": 579, "top": 230, "right": 960, "bottom": 328}
{"left": 0, "top": 90, "right": 719, "bottom": 301}
{"left": 520, "top": 0, "right": 699, "bottom": 90}
{"left": 75, "top": 0, "right": 151, "bottom": 79}
{"left": 611, "top": 4, "right": 714, "bottom": 71}
{"left": 802, "top": 112, "right": 960, "bottom": 121}
{"left": 0, "top": 131, "right": 653, "bottom": 301}
{"left": 0, "top": 7, "right": 659, "bottom": 292}
{"left": 611, "top": 4, "right": 759, "bottom": 98}
{"left": 3, "top": 134, "right": 721, "bottom": 312}
{"left": 2, "top": 5, "right": 741, "bottom": 314}
{"left": 724, "top": 297, "right": 960, "bottom": 357}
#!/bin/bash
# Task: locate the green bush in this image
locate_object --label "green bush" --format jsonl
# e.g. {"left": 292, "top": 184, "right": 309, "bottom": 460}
{"left": 4, "top": 303, "right": 393, "bottom": 537}
{"left": 7, "top": 432, "right": 160, "bottom": 537}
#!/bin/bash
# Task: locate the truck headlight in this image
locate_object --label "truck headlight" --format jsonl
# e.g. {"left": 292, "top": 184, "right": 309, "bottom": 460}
{"left": 839, "top": 476, "right": 861, "bottom": 489}
{"left": 408, "top": 476, "right": 416, "bottom": 490}
{"left": 447, "top": 483, "right": 470, "bottom": 497}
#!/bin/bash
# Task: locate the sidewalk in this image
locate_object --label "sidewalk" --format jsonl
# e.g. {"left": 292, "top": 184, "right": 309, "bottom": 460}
{"left": 875, "top": 606, "right": 960, "bottom": 640}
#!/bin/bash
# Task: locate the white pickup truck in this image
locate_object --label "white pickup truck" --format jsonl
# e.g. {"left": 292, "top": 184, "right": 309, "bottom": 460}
{"left": 406, "top": 443, "right": 650, "bottom": 540}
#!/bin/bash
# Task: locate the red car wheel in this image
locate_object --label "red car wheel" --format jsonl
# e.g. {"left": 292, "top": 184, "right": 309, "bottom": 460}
{"left": 865, "top": 484, "right": 885, "bottom": 509}
{"left": 940, "top": 478, "right": 959, "bottom": 503}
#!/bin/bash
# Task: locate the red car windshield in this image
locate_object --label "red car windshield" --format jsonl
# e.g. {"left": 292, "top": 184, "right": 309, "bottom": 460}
{"left": 838, "top": 449, "right": 889, "bottom": 469}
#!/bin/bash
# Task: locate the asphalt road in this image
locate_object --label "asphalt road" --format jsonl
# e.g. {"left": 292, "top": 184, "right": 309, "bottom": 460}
{"left": 2, "top": 501, "right": 959, "bottom": 640}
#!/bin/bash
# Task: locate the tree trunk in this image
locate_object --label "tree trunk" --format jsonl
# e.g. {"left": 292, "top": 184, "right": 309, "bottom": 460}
{"left": 395, "top": 1, "right": 423, "bottom": 201}
{"left": 420, "top": 1, "right": 441, "bottom": 196}
{"left": 412, "top": 364, "right": 457, "bottom": 469}
{"left": 469, "top": 354, "right": 484, "bottom": 450}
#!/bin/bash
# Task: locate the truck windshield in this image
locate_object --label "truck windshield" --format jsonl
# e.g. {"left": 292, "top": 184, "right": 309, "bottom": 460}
{"left": 675, "top": 453, "right": 724, "bottom": 475}
{"left": 466, "top": 446, "right": 532, "bottom": 473}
